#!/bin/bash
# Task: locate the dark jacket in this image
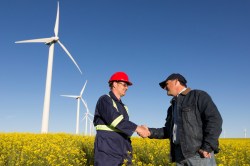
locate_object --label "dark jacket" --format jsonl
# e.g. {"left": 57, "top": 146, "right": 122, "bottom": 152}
{"left": 149, "top": 88, "right": 223, "bottom": 162}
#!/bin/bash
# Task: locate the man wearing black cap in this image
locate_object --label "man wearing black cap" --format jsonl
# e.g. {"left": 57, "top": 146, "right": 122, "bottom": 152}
{"left": 147, "top": 73, "right": 222, "bottom": 166}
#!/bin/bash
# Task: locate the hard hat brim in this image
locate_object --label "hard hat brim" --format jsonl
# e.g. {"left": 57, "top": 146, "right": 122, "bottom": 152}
{"left": 109, "top": 80, "right": 133, "bottom": 86}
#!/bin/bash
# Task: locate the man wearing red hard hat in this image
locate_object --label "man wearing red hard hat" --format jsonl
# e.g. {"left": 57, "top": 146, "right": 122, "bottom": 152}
{"left": 93, "top": 71, "right": 149, "bottom": 166}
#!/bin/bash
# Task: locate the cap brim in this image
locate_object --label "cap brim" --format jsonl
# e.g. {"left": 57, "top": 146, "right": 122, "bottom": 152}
{"left": 159, "top": 80, "right": 166, "bottom": 89}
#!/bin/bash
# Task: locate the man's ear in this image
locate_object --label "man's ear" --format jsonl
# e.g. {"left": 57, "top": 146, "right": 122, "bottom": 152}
{"left": 174, "top": 79, "right": 179, "bottom": 85}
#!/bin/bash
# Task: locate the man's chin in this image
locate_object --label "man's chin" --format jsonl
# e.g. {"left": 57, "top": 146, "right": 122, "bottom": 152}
{"left": 167, "top": 92, "right": 173, "bottom": 96}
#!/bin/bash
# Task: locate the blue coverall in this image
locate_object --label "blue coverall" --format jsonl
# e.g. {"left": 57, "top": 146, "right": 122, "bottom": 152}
{"left": 93, "top": 91, "right": 137, "bottom": 166}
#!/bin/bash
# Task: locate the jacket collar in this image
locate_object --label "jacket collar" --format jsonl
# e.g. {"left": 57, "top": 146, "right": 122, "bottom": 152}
{"left": 180, "top": 88, "right": 191, "bottom": 95}
{"left": 109, "top": 91, "right": 118, "bottom": 101}
{"left": 109, "top": 91, "right": 123, "bottom": 104}
{"left": 170, "top": 88, "right": 191, "bottom": 104}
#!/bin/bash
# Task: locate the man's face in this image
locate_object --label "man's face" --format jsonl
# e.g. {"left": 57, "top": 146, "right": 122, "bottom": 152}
{"left": 164, "top": 79, "right": 178, "bottom": 96}
{"left": 114, "top": 81, "right": 129, "bottom": 97}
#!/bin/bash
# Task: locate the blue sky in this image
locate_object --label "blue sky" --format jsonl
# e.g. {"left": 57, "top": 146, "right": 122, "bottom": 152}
{"left": 0, "top": 0, "right": 249, "bottom": 138}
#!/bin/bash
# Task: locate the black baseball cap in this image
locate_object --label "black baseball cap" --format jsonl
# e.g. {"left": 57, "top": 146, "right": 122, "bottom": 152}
{"left": 159, "top": 73, "right": 187, "bottom": 89}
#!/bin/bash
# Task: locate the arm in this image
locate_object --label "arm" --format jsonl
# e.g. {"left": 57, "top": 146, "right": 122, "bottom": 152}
{"left": 197, "top": 91, "right": 223, "bottom": 153}
{"left": 148, "top": 127, "right": 169, "bottom": 139}
{"left": 95, "top": 95, "right": 137, "bottom": 136}
{"left": 148, "top": 107, "right": 172, "bottom": 139}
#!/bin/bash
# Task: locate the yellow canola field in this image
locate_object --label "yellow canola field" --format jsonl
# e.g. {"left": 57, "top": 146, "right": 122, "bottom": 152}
{"left": 0, "top": 133, "right": 249, "bottom": 166}
{"left": 131, "top": 138, "right": 250, "bottom": 166}
{"left": 0, "top": 133, "right": 93, "bottom": 166}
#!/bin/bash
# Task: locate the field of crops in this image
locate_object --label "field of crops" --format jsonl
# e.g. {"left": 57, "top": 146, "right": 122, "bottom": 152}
{"left": 0, "top": 133, "right": 249, "bottom": 165}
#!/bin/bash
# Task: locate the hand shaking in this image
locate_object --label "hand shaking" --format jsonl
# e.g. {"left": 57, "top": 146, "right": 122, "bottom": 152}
{"left": 135, "top": 125, "right": 150, "bottom": 138}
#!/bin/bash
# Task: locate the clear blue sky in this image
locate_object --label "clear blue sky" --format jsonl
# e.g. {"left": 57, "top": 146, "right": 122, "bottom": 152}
{"left": 0, "top": 0, "right": 249, "bottom": 138}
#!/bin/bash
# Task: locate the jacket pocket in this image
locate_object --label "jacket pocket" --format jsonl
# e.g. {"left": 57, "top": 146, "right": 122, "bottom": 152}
{"left": 181, "top": 105, "right": 201, "bottom": 140}
{"left": 182, "top": 106, "right": 196, "bottom": 122}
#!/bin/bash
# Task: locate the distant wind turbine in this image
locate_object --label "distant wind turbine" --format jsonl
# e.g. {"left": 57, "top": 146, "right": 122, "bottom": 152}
{"left": 244, "top": 128, "right": 247, "bottom": 138}
{"left": 61, "top": 81, "right": 88, "bottom": 134}
{"left": 81, "top": 99, "right": 94, "bottom": 135}
{"left": 15, "top": 2, "right": 82, "bottom": 133}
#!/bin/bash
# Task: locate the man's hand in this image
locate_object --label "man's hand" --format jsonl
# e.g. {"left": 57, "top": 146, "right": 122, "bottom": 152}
{"left": 198, "top": 149, "right": 211, "bottom": 158}
{"left": 136, "top": 125, "right": 150, "bottom": 138}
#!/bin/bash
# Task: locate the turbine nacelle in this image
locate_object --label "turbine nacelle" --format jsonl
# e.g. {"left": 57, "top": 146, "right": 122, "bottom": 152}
{"left": 45, "top": 36, "right": 59, "bottom": 45}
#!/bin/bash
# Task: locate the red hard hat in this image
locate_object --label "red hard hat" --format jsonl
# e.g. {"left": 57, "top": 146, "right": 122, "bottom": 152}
{"left": 109, "top": 72, "right": 133, "bottom": 85}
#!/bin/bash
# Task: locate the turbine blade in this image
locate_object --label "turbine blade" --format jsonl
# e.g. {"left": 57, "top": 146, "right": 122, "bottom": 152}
{"left": 81, "top": 98, "right": 88, "bottom": 109}
{"left": 15, "top": 38, "right": 53, "bottom": 43}
{"left": 58, "top": 40, "right": 82, "bottom": 74}
{"left": 82, "top": 114, "right": 87, "bottom": 121}
{"left": 87, "top": 116, "right": 93, "bottom": 122}
{"left": 81, "top": 99, "right": 91, "bottom": 113}
{"left": 88, "top": 113, "right": 94, "bottom": 117}
{"left": 61, "top": 95, "right": 79, "bottom": 98}
{"left": 54, "top": 1, "right": 59, "bottom": 37}
{"left": 80, "top": 80, "right": 88, "bottom": 96}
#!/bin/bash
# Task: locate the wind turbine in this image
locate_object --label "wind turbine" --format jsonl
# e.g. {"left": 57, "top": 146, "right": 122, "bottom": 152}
{"left": 81, "top": 99, "right": 94, "bottom": 135}
{"left": 15, "top": 2, "right": 82, "bottom": 133}
{"left": 61, "top": 81, "right": 87, "bottom": 134}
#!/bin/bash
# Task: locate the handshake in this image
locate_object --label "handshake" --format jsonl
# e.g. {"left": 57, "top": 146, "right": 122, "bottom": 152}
{"left": 135, "top": 125, "right": 151, "bottom": 138}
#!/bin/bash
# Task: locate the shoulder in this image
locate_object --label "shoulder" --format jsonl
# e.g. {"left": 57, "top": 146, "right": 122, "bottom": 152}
{"left": 97, "top": 94, "right": 113, "bottom": 104}
{"left": 189, "top": 89, "right": 213, "bottom": 103}
{"left": 98, "top": 94, "right": 111, "bottom": 101}
{"left": 96, "top": 95, "right": 113, "bottom": 109}
{"left": 190, "top": 89, "right": 210, "bottom": 96}
{"left": 99, "top": 94, "right": 109, "bottom": 99}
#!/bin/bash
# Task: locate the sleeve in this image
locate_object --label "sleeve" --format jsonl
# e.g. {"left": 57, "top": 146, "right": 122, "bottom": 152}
{"left": 148, "top": 107, "right": 172, "bottom": 139}
{"left": 116, "top": 120, "right": 137, "bottom": 136}
{"left": 148, "top": 127, "right": 169, "bottom": 139}
{"left": 197, "top": 91, "right": 223, "bottom": 153}
{"left": 97, "top": 95, "right": 137, "bottom": 136}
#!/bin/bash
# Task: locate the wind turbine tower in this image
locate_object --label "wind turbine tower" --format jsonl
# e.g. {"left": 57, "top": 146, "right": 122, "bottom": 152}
{"left": 61, "top": 81, "right": 87, "bottom": 134}
{"left": 81, "top": 99, "right": 94, "bottom": 135}
{"left": 244, "top": 128, "right": 247, "bottom": 138}
{"left": 15, "top": 2, "right": 82, "bottom": 133}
